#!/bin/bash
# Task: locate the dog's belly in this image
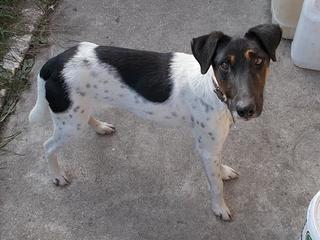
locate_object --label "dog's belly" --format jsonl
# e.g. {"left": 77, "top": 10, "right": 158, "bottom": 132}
{"left": 101, "top": 87, "right": 186, "bottom": 127}
{"left": 98, "top": 90, "right": 186, "bottom": 127}
{"left": 68, "top": 64, "right": 187, "bottom": 127}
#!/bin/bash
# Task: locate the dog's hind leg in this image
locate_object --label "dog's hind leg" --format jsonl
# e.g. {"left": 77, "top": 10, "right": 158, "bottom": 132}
{"left": 44, "top": 107, "right": 90, "bottom": 186}
{"left": 44, "top": 125, "right": 72, "bottom": 186}
{"left": 221, "top": 164, "right": 239, "bottom": 181}
{"left": 88, "top": 116, "right": 115, "bottom": 135}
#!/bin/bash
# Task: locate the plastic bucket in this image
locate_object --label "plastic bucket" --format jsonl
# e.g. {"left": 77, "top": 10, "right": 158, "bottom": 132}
{"left": 271, "top": 0, "right": 304, "bottom": 39}
{"left": 301, "top": 191, "right": 320, "bottom": 240}
{"left": 291, "top": 0, "right": 320, "bottom": 71}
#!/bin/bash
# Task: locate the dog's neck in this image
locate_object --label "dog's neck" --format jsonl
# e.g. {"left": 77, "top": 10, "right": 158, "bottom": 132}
{"left": 172, "top": 52, "right": 228, "bottom": 111}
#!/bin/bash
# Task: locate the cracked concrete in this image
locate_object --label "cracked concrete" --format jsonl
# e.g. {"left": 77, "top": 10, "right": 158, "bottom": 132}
{"left": 1, "top": 0, "right": 320, "bottom": 239}
{"left": 2, "top": 6, "right": 43, "bottom": 74}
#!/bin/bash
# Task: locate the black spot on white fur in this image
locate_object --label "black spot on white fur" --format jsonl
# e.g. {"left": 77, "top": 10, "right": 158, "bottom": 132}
{"left": 171, "top": 112, "right": 178, "bottom": 117}
{"left": 73, "top": 106, "right": 80, "bottom": 112}
{"left": 95, "top": 46, "right": 173, "bottom": 103}
{"left": 200, "top": 99, "right": 213, "bottom": 113}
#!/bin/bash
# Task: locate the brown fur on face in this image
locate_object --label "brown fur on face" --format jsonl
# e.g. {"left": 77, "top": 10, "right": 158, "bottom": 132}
{"left": 244, "top": 49, "right": 255, "bottom": 60}
{"left": 228, "top": 54, "right": 236, "bottom": 65}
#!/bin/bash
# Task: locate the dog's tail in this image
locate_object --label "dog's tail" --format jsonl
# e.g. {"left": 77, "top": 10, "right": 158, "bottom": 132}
{"left": 28, "top": 74, "right": 50, "bottom": 125}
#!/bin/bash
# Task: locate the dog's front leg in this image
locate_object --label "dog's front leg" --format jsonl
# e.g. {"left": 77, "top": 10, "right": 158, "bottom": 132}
{"left": 198, "top": 147, "right": 232, "bottom": 221}
{"left": 193, "top": 120, "right": 232, "bottom": 221}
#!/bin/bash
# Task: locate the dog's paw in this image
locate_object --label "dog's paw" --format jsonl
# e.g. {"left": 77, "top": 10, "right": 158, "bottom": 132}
{"left": 212, "top": 201, "right": 232, "bottom": 221}
{"left": 94, "top": 122, "right": 116, "bottom": 135}
{"left": 52, "top": 172, "right": 70, "bottom": 187}
{"left": 221, "top": 164, "right": 239, "bottom": 181}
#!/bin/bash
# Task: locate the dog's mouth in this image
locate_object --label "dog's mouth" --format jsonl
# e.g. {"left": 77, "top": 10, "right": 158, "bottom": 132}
{"left": 232, "top": 111, "right": 255, "bottom": 121}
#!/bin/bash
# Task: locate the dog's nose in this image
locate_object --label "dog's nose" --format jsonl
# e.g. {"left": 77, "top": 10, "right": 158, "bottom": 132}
{"left": 236, "top": 101, "right": 255, "bottom": 119}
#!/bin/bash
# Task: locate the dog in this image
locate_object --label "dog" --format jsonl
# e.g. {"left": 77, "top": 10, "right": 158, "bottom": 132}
{"left": 29, "top": 24, "right": 282, "bottom": 221}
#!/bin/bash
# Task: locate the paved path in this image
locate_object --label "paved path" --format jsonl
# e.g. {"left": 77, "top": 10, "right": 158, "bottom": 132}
{"left": 1, "top": 0, "right": 320, "bottom": 239}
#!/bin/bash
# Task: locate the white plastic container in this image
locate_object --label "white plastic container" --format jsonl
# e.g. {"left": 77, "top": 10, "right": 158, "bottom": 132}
{"left": 291, "top": 0, "right": 320, "bottom": 71}
{"left": 271, "top": 0, "right": 304, "bottom": 39}
{"left": 301, "top": 191, "right": 320, "bottom": 240}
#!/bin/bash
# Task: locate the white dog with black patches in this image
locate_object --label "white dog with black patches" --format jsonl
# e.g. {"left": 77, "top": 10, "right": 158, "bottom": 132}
{"left": 29, "top": 24, "right": 282, "bottom": 221}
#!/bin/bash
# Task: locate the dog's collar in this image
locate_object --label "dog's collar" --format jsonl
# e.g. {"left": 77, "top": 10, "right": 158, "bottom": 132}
{"left": 211, "top": 74, "right": 227, "bottom": 103}
{"left": 211, "top": 74, "right": 235, "bottom": 123}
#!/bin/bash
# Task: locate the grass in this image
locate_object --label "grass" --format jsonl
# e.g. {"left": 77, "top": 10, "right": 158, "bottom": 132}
{"left": 0, "top": 0, "right": 60, "bottom": 155}
{"left": 0, "top": 0, "right": 21, "bottom": 60}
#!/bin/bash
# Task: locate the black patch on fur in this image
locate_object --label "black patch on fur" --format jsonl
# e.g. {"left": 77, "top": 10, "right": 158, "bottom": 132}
{"left": 40, "top": 46, "right": 78, "bottom": 113}
{"left": 95, "top": 46, "right": 173, "bottom": 103}
{"left": 73, "top": 106, "right": 80, "bottom": 112}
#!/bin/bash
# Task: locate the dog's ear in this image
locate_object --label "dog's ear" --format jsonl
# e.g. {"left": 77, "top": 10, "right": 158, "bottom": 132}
{"left": 245, "top": 24, "right": 282, "bottom": 61}
{"left": 191, "top": 31, "right": 230, "bottom": 74}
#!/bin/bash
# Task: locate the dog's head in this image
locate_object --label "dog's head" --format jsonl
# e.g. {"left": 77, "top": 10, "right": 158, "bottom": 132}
{"left": 191, "top": 24, "right": 282, "bottom": 120}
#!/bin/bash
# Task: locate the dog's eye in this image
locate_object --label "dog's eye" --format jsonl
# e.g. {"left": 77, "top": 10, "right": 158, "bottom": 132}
{"left": 255, "top": 57, "right": 263, "bottom": 65}
{"left": 219, "top": 62, "right": 229, "bottom": 72}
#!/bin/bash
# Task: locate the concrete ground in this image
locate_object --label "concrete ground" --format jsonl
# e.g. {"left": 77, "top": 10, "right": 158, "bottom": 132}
{"left": 1, "top": 0, "right": 320, "bottom": 239}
